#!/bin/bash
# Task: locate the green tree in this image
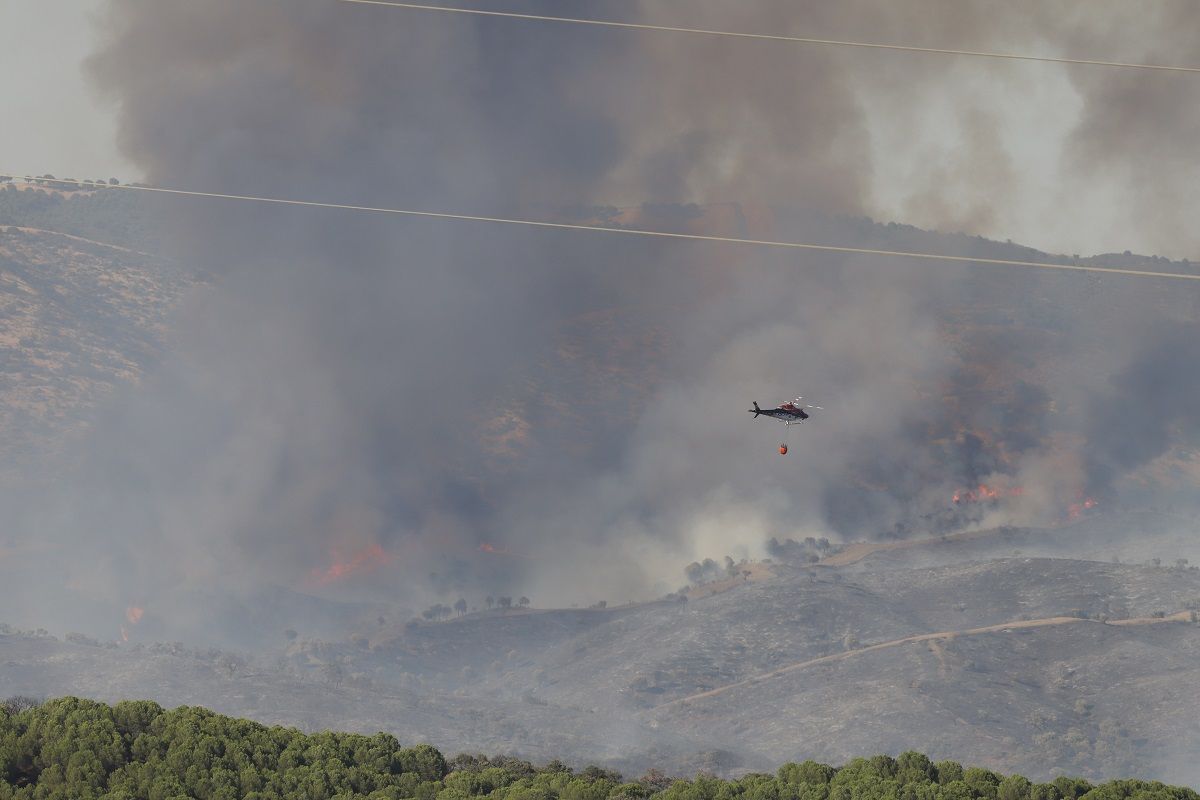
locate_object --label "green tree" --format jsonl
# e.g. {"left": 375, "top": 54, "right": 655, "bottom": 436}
{"left": 398, "top": 744, "right": 448, "bottom": 782}
{"left": 936, "top": 762, "right": 964, "bottom": 785}
{"left": 1030, "top": 784, "right": 1061, "bottom": 800}
{"left": 1051, "top": 777, "right": 1093, "bottom": 800}
{"left": 896, "top": 753, "right": 936, "bottom": 785}
{"left": 779, "top": 761, "right": 835, "bottom": 786}
{"left": 3, "top": 705, "right": 1199, "bottom": 800}
{"left": 963, "top": 767, "right": 1002, "bottom": 800}
{"left": 998, "top": 775, "right": 1032, "bottom": 800}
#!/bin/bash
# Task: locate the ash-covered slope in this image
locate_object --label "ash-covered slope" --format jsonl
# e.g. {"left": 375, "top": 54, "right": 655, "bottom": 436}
{"left": 0, "top": 627, "right": 706, "bottom": 775}
{"left": 5, "top": 549, "right": 1200, "bottom": 782}
{"left": 377, "top": 554, "right": 1200, "bottom": 708}
{"left": 652, "top": 614, "right": 1200, "bottom": 783}
{"left": 475, "top": 575, "right": 931, "bottom": 710}
{"left": 852, "top": 557, "right": 1200, "bottom": 630}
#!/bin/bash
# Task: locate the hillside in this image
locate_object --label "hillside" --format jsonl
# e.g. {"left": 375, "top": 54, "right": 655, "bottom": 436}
{"left": 4, "top": 545, "right": 1200, "bottom": 783}
{"left": 0, "top": 181, "right": 165, "bottom": 253}
{"left": 4, "top": 192, "right": 1200, "bottom": 785}
{"left": 0, "top": 187, "right": 192, "bottom": 478}
{"left": 820, "top": 512, "right": 1200, "bottom": 573}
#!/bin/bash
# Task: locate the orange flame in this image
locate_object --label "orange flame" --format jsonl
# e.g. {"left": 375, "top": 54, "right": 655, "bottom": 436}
{"left": 1067, "top": 497, "right": 1099, "bottom": 521}
{"left": 125, "top": 606, "right": 144, "bottom": 625}
{"left": 310, "top": 543, "right": 393, "bottom": 586}
{"left": 952, "top": 484, "right": 1024, "bottom": 504}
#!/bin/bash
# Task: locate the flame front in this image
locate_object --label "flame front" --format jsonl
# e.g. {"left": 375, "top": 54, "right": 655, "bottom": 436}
{"left": 952, "top": 484, "right": 1025, "bottom": 504}
{"left": 310, "top": 543, "right": 393, "bottom": 586}
{"left": 949, "top": 479, "right": 1099, "bottom": 524}
{"left": 1067, "top": 496, "right": 1099, "bottom": 521}
{"left": 125, "top": 606, "right": 145, "bottom": 625}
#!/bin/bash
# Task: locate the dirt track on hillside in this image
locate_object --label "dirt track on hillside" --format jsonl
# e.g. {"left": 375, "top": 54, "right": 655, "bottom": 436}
{"left": 654, "top": 610, "right": 1191, "bottom": 710}
{"left": 8, "top": 226, "right": 155, "bottom": 258}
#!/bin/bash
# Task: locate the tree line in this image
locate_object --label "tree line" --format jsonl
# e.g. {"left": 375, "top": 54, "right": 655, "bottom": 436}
{"left": 418, "top": 596, "right": 532, "bottom": 622}
{"left": 3, "top": 697, "right": 1198, "bottom": 800}
{"left": 0, "top": 183, "right": 162, "bottom": 252}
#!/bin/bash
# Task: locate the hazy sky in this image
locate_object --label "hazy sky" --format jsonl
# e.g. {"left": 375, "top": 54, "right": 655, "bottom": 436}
{"left": 0, "top": 0, "right": 136, "bottom": 181}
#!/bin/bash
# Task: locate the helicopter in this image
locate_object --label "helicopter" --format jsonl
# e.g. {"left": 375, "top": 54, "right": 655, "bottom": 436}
{"left": 748, "top": 397, "right": 822, "bottom": 454}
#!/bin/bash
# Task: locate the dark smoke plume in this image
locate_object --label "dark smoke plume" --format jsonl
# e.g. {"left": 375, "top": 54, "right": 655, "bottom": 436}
{"left": 1084, "top": 323, "right": 1200, "bottom": 495}
{"left": 3, "top": 0, "right": 1199, "bottom": 643}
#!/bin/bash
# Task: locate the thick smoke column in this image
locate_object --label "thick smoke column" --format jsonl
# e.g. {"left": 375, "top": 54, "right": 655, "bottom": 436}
{"left": 4, "top": 0, "right": 1199, "bottom": 642}
{"left": 66, "top": 0, "right": 936, "bottom": 625}
{"left": 1084, "top": 324, "right": 1200, "bottom": 495}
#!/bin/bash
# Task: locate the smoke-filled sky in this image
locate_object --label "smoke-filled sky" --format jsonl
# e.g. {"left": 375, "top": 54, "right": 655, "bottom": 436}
{"left": 5, "top": 0, "right": 1200, "bottom": 257}
{"left": 5, "top": 0, "right": 1200, "bottom": 642}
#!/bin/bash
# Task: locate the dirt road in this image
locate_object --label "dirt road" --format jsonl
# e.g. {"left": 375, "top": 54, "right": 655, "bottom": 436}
{"left": 654, "top": 610, "right": 1190, "bottom": 710}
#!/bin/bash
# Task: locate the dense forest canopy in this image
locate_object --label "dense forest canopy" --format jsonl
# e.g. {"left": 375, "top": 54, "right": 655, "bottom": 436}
{"left": 1, "top": 698, "right": 1196, "bottom": 800}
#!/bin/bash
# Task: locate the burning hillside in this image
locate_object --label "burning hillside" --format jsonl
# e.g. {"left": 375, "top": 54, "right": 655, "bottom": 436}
{"left": 309, "top": 544, "right": 393, "bottom": 587}
{"left": 952, "top": 483, "right": 1024, "bottom": 504}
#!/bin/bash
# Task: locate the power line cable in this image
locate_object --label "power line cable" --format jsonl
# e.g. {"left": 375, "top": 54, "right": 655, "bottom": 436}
{"left": 9, "top": 174, "right": 1199, "bottom": 282}
{"left": 338, "top": 0, "right": 1200, "bottom": 74}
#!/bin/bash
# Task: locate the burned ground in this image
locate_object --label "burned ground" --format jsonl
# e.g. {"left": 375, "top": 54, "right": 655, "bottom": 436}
{"left": 5, "top": 536, "right": 1200, "bottom": 782}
